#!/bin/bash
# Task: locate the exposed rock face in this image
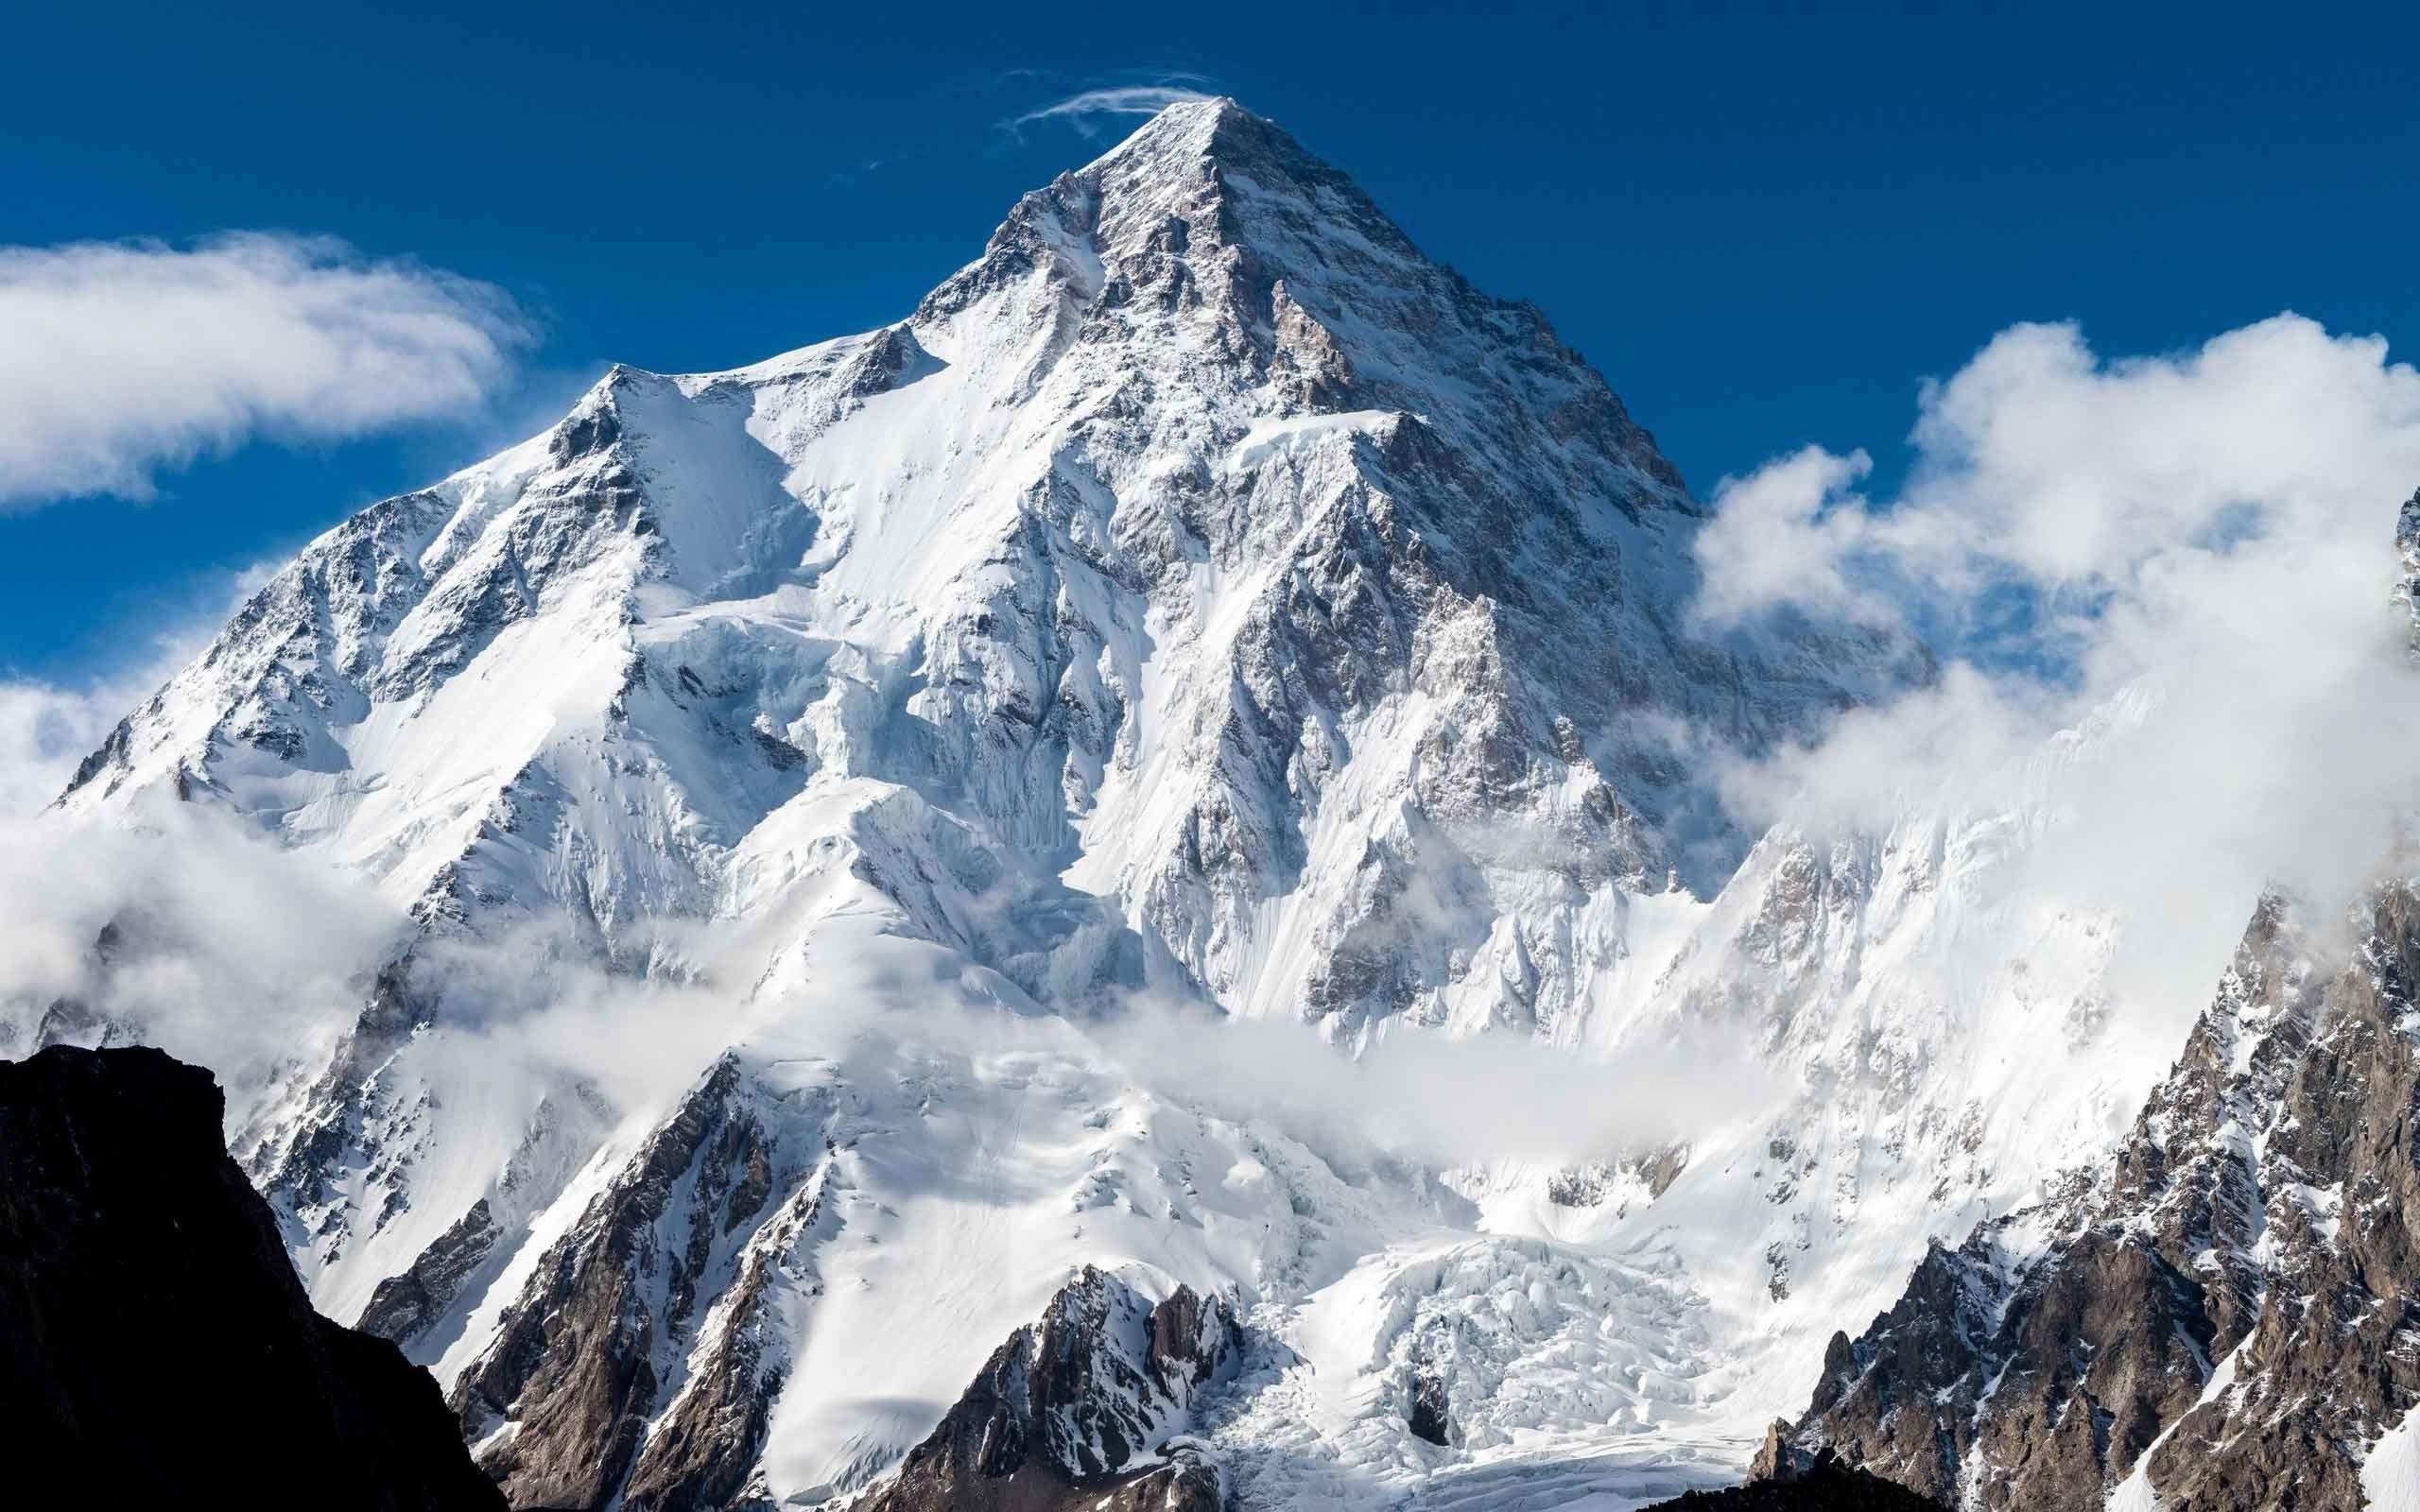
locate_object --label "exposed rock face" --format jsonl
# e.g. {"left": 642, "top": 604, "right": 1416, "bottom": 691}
{"left": 357, "top": 1196, "right": 500, "bottom": 1344}
{"left": 23, "top": 921, "right": 138, "bottom": 1051}
{"left": 1408, "top": 1368, "right": 1454, "bottom": 1446}
{"left": 857, "top": 1266, "right": 1242, "bottom": 1512}
{"left": 1777, "top": 886, "right": 2420, "bottom": 1508}
{"left": 451, "top": 1056, "right": 829, "bottom": 1510}
{"left": 0, "top": 1045, "right": 503, "bottom": 1510}
{"left": 354, "top": 1085, "right": 614, "bottom": 1363}
{"left": 242, "top": 959, "right": 436, "bottom": 1274}
{"left": 617, "top": 1144, "right": 838, "bottom": 1512}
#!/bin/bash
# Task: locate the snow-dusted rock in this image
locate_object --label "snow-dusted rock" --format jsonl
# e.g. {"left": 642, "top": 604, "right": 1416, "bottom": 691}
{"left": 1780, "top": 885, "right": 2420, "bottom": 1509}
{"left": 856, "top": 1266, "right": 1239, "bottom": 1512}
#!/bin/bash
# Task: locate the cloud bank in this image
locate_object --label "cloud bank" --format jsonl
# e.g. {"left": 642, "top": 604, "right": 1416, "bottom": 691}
{"left": 0, "top": 802, "right": 403, "bottom": 1100}
{"left": 1695, "top": 314, "right": 2420, "bottom": 971}
{"left": 0, "top": 232, "right": 530, "bottom": 507}
{"left": 1100, "top": 1002, "right": 1779, "bottom": 1170}
{"left": 0, "top": 778, "right": 1768, "bottom": 1175}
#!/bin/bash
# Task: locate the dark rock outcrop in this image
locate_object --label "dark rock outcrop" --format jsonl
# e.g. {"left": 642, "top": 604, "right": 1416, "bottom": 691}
{"left": 857, "top": 1266, "right": 1241, "bottom": 1512}
{"left": 618, "top": 1157, "right": 837, "bottom": 1512}
{"left": 0, "top": 1044, "right": 504, "bottom": 1510}
{"left": 359, "top": 1196, "right": 501, "bottom": 1344}
{"left": 1646, "top": 1450, "right": 1943, "bottom": 1509}
{"left": 1408, "top": 1367, "right": 1453, "bottom": 1445}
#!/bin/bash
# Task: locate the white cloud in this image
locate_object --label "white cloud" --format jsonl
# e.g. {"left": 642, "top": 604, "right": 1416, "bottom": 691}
{"left": 1007, "top": 84, "right": 1212, "bottom": 136}
{"left": 1696, "top": 313, "right": 2420, "bottom": 974}
{"left": 0, "top": 802, "right": 404, "bottom": 1103}
{"left": 1691, "top": 444, "right": 1892, "bottom": 627}
{"left": 0, "top": 232, "right": 530, "bottom": 507}
{"left": 0, "top": 679, "right": 129, "bottom": 820}
{"left": 1100, "top": 999, "right": 1779, "bottom": 1169}
{"left": 0, "top": 796, "right": 721, "bottom": 1128}
{"left": 0, "top": 561, "right": 268, "bottom": 817}
{"left": 0, "top": 651, "right": 196, "bottom": 820}
{"left": 1698, "top": 317, "right": 2420, "bottom": 638}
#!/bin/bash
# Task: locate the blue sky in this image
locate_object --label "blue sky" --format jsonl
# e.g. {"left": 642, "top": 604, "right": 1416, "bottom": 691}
{"left": 5, "top": 0, "right": 2415, "bottom": 679}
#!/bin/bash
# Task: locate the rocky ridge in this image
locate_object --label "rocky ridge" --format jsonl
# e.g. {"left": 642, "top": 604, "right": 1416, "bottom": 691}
{"left": 1772, "top": 885, "right": 2420, "bottom": 1508}
{"left": 856, "top": 1266, "right": 1241, "bottom": 1512}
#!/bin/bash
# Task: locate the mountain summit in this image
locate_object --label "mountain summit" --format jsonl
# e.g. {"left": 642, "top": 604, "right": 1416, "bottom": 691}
{"left": 61, "top": 94, "right": 1906, "bottom": 1021}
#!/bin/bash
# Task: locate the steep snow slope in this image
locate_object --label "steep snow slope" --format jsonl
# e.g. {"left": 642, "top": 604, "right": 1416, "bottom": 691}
{"left": 1498, "top": 687, "right": 2260, "bottom": 1432}
{"left": 28, "top": 98, "right": 2227, "bottom": 1509}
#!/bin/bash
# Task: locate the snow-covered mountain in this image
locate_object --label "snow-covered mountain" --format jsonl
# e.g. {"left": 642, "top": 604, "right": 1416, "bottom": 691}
{"left": 25, "top": 98, "right": 2352, "bottom": 1510}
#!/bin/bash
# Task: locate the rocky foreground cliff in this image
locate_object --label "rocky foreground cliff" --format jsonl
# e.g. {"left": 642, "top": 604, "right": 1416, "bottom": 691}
{"left": 0, "top": 1044, "right": 503, "bottom": 1510}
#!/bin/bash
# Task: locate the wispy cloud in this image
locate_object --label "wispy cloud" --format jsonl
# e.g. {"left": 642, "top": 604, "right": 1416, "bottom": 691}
{"left": 1004, "top": 81, "right": 1214, "bottom": 138}
{"left": 823, "top": 149, "right": 924, "bottom": 188}
{"left": 0, "top": 801, "right": 409, "bottom": 1117}
{"left": 0, "top": 232, "right": 532, "bottom": 509}
{"left": 1099, "top": 996, "right": 1780, "bottom": 1168}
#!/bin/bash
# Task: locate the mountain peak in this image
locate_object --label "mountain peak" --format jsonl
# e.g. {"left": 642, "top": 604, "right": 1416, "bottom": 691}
{"left": 1085, "top": 94, "right": 1270, "bottom": 166}
{"left": 1076, "top": 94, "right": 1388, "bottom": 246}
{"left": 928, "top": 94, "right": 1652, "bottom": 480}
